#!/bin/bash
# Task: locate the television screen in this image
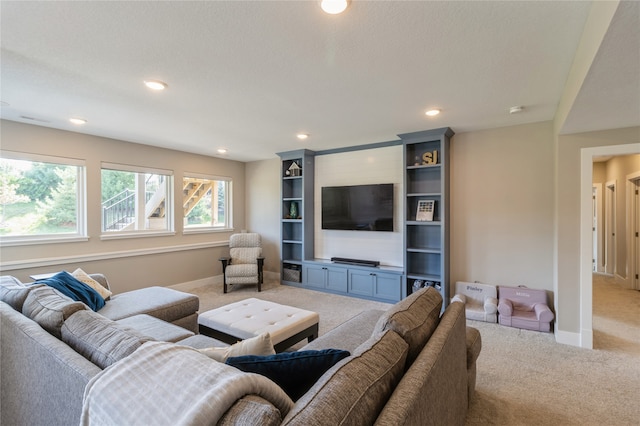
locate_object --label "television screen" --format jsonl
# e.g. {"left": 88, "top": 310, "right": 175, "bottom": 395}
{"left": 322, "top": 184, "right": 394, "bottom": 231}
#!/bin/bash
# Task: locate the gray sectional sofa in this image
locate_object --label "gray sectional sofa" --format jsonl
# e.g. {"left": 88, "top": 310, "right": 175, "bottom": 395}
{"left": 0, "top": 274, "right": 481, "bottom": 426}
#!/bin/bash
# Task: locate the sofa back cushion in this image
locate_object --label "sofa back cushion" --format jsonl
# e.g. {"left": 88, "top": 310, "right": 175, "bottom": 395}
{"left": 22, "top": 285, "right": 87, "bottom": 338}
{"left": 0, "top": 275, "right": 43, "bottom": 312}
{"left": 61, "top": 309, "right": 151, "bottom": 369}
{"left": 373, "top": 286, "right": 443, "bottom": 365}
{"left": 282, "top": 329, "right": 408, "bottom": 426}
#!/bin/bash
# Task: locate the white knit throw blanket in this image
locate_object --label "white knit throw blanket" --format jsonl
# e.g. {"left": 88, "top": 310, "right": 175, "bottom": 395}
{"left": 81, "top": 341, "right": 293, "bottom": 426}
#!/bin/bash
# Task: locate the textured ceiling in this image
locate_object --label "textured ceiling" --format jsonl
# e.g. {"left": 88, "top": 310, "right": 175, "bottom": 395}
{"left": 0, "top": 1, "right": 636, "bottom": 162}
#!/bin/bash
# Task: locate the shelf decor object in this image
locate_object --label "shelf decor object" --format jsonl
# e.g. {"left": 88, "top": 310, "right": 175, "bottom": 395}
{"left": 399, "top": 127, "right": 454, "bottom": 309}
{"left": 416, "top": 200, "right": 435, "bottom": 222}
{"left": 289, "top": 201, "right": 298, "bottom": 219}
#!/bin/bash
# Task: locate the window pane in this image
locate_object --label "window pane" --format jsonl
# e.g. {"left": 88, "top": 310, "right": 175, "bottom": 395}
{"left": 0, "top": 157, "right": 81, "bottom": 236}
{"left": 184, "top": 176, "right": 230, "bottom": 229}
{"left": 101, "top": 168, "right": 172, "bottom": 233}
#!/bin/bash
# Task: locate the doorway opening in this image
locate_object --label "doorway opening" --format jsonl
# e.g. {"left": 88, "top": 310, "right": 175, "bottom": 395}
{"left": 579, "top": 143, "right": 640, "bottom": 349}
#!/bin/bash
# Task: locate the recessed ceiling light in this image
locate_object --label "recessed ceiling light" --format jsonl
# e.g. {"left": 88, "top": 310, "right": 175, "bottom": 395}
{"left": 425, "top": 109, "right": 441, "bottom": 117}
{"left": 217, "top": 148, "right": 228, "bottom": 154}
{"left": 297, "top": 133, "right": 309, "bottom": 140}
{"left": 144, "top": 80, "right": 168, "bottom": 91}
{"left": 321, "top": 0, "right": 349, "bottom": 14}
{"left": 69, "top": 117, "right": 87, "bottom": 125}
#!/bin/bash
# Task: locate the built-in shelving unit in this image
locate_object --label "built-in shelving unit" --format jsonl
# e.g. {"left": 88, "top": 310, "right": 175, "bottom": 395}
{"left": 399, "top": 127, "right": 454, "bottom": 308}
{"left": 277, "top": 150, "right": 315, "bottom": 286}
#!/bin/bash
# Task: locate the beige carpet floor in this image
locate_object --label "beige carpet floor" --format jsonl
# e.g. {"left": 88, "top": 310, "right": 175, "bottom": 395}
{"left": 171, "top": 274, "right": 640, "bottom": 425}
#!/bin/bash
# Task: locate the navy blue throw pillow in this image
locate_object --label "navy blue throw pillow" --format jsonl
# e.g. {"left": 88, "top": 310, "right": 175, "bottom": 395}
{"left": 38, "top": 271, "right": 105, "bottom": 311}
{"left": 226, "top": 349, "right": 350, "bottom": 401}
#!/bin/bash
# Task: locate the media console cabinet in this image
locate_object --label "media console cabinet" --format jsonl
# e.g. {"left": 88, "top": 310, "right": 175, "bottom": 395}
{"left": 277, "top": 127, "right": 452, "bottom": 306}
{"left": 300, "top": 259, "right": 403, "bottom": 303}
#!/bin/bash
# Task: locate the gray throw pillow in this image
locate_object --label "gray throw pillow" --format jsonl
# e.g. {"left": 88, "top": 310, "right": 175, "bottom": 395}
{"left": 61, "top": 310, "right": 151, "bottom": 369}
{"left": 0, "top": 275, "right": 43, "bottom": 312}
{"left": 22, "top": 285, "right": 86, "bottom": 338}
{"left": 373, "top": 286, "right": 443, "bottom": 365}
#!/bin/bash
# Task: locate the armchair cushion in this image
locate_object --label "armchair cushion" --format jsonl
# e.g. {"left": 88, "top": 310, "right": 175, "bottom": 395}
{"left": 223, "top": 233, "right": 264, "bottom": 293}
{"left": 230, "top": 247, "right": 262, "bottom": 265}
{"left": 226, "top": 264, "right": 259, "bottom": 284}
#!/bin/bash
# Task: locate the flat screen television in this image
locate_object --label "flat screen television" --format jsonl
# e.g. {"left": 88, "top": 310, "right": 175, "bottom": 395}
{"left": 322, "top": 183, "right": 394, "bottom": 231}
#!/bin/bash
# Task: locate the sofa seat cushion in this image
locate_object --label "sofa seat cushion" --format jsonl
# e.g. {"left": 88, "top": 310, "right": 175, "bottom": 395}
{"left": 98, "top": 286, "right": 198, "bottom": 324}
{"left": 22, "top": 285, "right": 87, "bottom": 338}
{"left": 116, "top": 314, "right": 194, "bottom": 342}
{"left": 373, "top": 286, "right": 442, "bottom": 365}
{"left": 61, "top": 310, "right": 151, "bottom": 369}
{"left": 0, "top": 275, "right": 43, "bottom": 312}
{"left": 226, "top": 349, "right": 350, "bottom": 401}
{"left": 177, "top": 334, "right": 230, "bottom": 349}
{"left": 301, "top": 309, "right": 384, "bottom": 353}
{"left": 282, "top": 329, "right": 408, "bottom": 426}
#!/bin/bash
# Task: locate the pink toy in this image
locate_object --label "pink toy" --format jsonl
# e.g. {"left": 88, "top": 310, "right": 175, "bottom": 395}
{"left": 498, "top": 286, "right": 554, "bottom": 332}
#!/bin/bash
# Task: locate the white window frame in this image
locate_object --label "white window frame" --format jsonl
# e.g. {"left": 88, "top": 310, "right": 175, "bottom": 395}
{"left": 0, "top": 150, "right": 88, "bottom": 246}
{"left": 100, "top": 162, "right": 174, "bottom": 240}
{"left": 183, "top": 172, "right": 233, "bottom": 234}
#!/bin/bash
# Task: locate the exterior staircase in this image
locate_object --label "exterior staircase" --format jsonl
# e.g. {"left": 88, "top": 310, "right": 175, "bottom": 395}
{"left": 102, "top": 178, "right": 213, "bottom": 231}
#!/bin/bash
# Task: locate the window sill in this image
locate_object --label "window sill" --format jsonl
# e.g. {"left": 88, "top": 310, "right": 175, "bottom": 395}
{"left": 183, "top": 227, "right": 234, "bottom": 235}
{"left": 100, "top": 230, "right": 176, "bottom": 241}
{"left": 0, "top": 235, "right": 90, "bottom": 247}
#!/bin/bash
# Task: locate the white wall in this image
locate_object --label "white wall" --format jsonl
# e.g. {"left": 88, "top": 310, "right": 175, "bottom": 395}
{"left": 450, "top": 122, "right": 555, "bottom": 291}
{"left": 313, "top": 146, "right": 403, "bottom": 266}
{"left": 245, "top": 157, "right": 281, "bottom": 272}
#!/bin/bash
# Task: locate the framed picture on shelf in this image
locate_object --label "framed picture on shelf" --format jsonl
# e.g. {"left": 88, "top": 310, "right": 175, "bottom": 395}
{"left": 416, "top": 200, "right": 435, "bottom": 221}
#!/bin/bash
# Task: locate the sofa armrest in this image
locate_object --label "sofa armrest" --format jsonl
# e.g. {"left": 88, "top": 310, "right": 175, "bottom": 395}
{"left": 498, "top": 298, "right": 513, "bottom": 316}
{"left": 465, "top": 327, "right": 482, "bottom": 368}
{"left": 484, "top": 296, "right": 498, "bottom": 315}
{"left": 533, "top": 303, "right": 554, "bottom": 322}
{"left": 88, "top": 274, "right": 111, "bottom": 292}
{"left": 451, "top": 293, "right": 466, "bottom": 304}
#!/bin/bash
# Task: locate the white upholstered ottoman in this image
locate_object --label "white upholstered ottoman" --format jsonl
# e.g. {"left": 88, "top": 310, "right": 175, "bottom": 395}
{"left": 198, "top": 298, "right": 319, "bottom": 352}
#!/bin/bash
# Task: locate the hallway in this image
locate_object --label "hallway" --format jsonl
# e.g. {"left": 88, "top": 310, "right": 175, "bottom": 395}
{"left": 592, "top": 273, "right": 640, "bottom": 355}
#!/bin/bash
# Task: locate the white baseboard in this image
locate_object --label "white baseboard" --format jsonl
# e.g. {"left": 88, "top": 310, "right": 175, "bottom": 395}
{"left": 175, "top": 271, "right": 279, "bottom": 288}
{"left": 555, "top": 327, "right": 590, "bottom": 348}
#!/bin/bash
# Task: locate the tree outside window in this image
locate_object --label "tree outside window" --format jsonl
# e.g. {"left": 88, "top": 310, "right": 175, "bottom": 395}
{"left": 0, "top": 156, "right": 84, "bottom": 239}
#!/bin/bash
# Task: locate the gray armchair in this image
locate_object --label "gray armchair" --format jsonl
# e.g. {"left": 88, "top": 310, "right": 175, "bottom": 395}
{"left": 220, "top": 233, "right": 264, "bottom": 293}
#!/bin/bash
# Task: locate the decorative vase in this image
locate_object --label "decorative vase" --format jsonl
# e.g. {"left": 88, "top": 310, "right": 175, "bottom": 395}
{"left": 289, "top": 201, "right": 298, "bottom": 219}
